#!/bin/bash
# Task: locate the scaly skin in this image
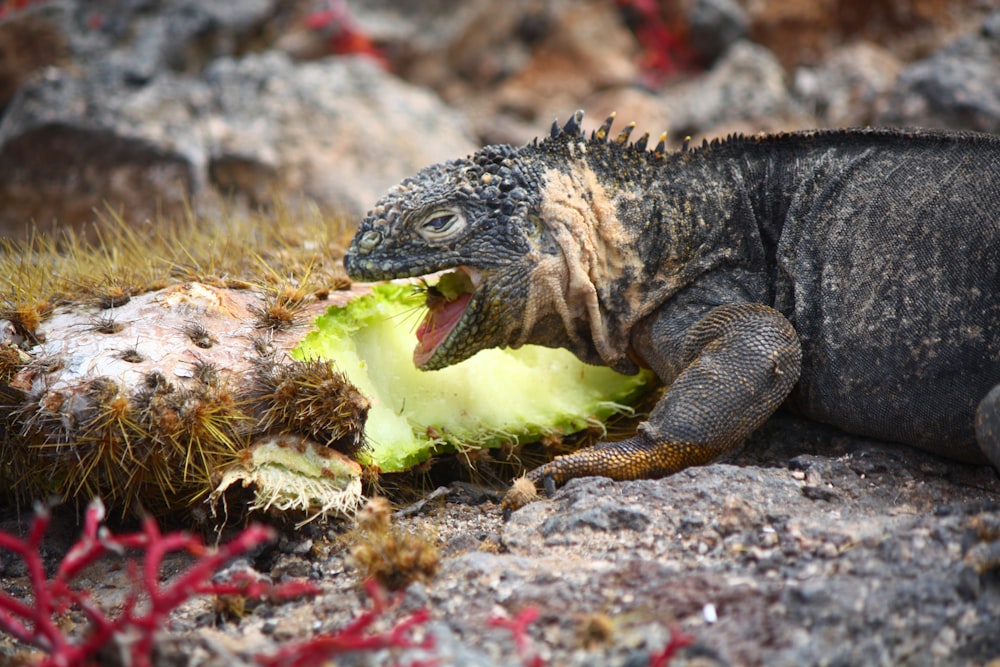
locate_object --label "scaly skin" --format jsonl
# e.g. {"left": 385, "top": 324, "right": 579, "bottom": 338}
{"left": 345, "top": 111, "right": 1000, "bottom": 509}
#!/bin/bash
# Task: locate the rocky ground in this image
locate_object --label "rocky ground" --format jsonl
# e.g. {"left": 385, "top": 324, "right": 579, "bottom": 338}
{"left": 2, "top": 416, "right": 998, "bottom": 666}
{"left": 2, "top": 1, "right": 1000, "bottom": 666}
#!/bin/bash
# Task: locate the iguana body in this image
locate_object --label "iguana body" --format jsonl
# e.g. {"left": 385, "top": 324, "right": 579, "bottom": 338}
{"left": 345, "top": 111, "right": 1000, "bottom": 498}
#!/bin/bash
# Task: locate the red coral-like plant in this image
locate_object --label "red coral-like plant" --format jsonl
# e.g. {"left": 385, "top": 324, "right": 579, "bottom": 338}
{"left": 0, "top": 499, "right": 314, "bottom": 667}
{"left": 1, "top": 500, "right": 675, "bottom": 667}
{"left": 258, "top": 578, "right": 435, "bottom": 667}
{"left": 304, "top": 0, "right": 389, "bottom": 69}
{"left": 649, "top": 622, "right": 694, "bottom": 667}
{"left": 489, "top": 606, "right": 544, "bottom": 667}
{"left": 616, "top": 0, "right": 699, "bottom": 87}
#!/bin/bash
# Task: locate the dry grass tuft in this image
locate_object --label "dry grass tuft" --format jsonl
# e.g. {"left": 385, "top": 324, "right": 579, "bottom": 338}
{"left": 349, "top": 496, "right": 440, "bottom": 591}
{"left": 0, "top": 201, "right": 355, "bottom": 328}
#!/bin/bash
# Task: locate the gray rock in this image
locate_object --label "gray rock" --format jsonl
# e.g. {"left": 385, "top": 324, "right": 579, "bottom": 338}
{"left": 687, "top": 0, "right": 750, "bottom": 65}
{"left": 201, "top": 52, "right": 476, "bottom": 217}
{"left": 0, "top": 1, "right": 71, "bottom": 108}
{"left": 480, "top": 417, "right": 1000, "bottom": 665}
{"left": 658, "top": 40, "right": 800, "bottom": 137}
{"left": 66, "top": 0, "right": 283, "bottom": 83}
{"left": 793, "top": 42, "right": 903, "bottom": 127}
{"left": 985, "top": 10, "right": 1000, "bottom": 40}
{"left": 343, "top": 0, "right": 637, "bottom": 145}
{"left": 0, "top": 50, "right": 475, "bottom": 238}
{"left": 0, "top": 67, "right": 203, "bottom": 237}
{"left": 539, "top": 501, "right": 652, "bottom": 537}
{"left": 876, "top": 11, "right": 1000, "bottom": 132}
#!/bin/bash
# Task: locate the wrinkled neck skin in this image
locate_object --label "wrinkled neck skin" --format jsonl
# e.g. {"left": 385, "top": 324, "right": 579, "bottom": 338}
{"left": 515, "top": 147, "right": 746, "bottom": 374}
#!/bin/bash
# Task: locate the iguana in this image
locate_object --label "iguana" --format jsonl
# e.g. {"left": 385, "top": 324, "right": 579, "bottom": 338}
{"left": 344, "top": 111, "right": 1000, "bottom": 504}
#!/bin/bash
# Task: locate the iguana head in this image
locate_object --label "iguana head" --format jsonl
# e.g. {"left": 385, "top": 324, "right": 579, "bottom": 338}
{"left": 345, "top": 111, "right": 659, "bottom": 371}
{"left": 344, "top": 135, "right": 552, "bottom": 370}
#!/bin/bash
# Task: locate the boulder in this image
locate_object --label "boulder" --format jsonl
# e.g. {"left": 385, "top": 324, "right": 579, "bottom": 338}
{"left": 744, "top": 0, "right": 992, "bottom": 70}
{"left": 0, "top": 51, "right": 475, "bottom": 239}
{"left": 200, "top": 52, "right": 476, "bottom": 216}
{"left": 876, "top": 11, "right": 1000, "bottom": 133}
{"left": 0, "top": 68, "right": 204, "bottom": 237}
{"left": 794, "top": 42, "right": 903, "bottom": 127}
{"left": 343, "top": 0, "right": 638, "bottom": 145}
{"left": 659, "top": 40, "right": 801, "bottom": 137}
{"left": 687, "top": 0, "right": 750, "bottom": 66}
{"left": 0, "top": 2, "right": 70, "bottom": 109}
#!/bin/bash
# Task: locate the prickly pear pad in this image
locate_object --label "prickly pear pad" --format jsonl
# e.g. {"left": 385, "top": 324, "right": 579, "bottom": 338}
{"left": 293, "top": 283, "right": 653, "bottom": 472}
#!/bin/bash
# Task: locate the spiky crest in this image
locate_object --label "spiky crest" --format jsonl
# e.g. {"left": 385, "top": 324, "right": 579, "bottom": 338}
{"left": 544, "top": 111, "right": 1000, "bottom": 171}
{"left": 593, "top": 113, "right": 616, "bottom": 141}
{"left": 545, "top": 110, "right": 670, "bottom": 162}
{"left": 634, "top": 131, "right": 651, "bottom": 151}
{"left": 653, "top": 133, "right": 668, "bottom": 158}
{"left": 614, "top": 123, "right": 637, "bottom": 144}
{"left": 562, "top": 110, "right": 584, "bottom": 136}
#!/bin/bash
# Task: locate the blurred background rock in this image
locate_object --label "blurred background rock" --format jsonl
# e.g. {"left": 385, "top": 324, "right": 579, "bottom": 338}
{"left": 0, "top": 0, "right": 996, "bottom": 240}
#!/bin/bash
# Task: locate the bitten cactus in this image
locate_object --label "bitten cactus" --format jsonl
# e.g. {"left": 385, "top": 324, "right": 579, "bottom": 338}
{"left": 2, "top": 280, "right": 369, "bottom": 520}
{"left": 0, "top": 211, "right": 368, "bottom": 522}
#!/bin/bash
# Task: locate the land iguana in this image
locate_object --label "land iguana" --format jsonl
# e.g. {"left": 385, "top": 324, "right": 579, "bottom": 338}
{"left": 344, "top": 111, "right": 1000, "bottom": 506}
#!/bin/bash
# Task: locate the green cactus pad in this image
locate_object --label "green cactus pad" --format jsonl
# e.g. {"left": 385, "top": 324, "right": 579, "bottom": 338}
{"left": 293, "top": 283, "right": 653, "bottom": 472}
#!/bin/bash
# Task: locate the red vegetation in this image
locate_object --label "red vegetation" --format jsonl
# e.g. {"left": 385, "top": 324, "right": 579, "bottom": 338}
{"left": 0, "top": 501, "right": 436, "bottom": 667}
{"left": 489, "top": 606, "right": 544, "bottom": 667}
{"left": 649, "top": 622, "right": 695, "bottom": 667}
{"left": 0, "top": 500, "right": 689, "bottom": 666}
{"left": 0, "top": 0, "right": 32, "bottom": 20}
{"left": 305, "top": 0, "right": 389, "bottom": 69}
{"left": 0, "top": 501, "right": 311, "bottom": 667}
{"left": 258, "top": 578, "right": 434, "bottom": 667}
{"left": 616, "top": 0, "right": 699, "bottom": 86}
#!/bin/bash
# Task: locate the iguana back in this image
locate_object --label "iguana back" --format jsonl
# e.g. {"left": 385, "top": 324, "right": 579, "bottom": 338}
{"left": 700, "top": 129, "right": 1000, "bottom": 461}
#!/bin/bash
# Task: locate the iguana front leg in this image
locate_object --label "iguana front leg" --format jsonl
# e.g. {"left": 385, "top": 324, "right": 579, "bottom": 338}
{"left": 505, "top": 303, "right": 802, "bottom": 506}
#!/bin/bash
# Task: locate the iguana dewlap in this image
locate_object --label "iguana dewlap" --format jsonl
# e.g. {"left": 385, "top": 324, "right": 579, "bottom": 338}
{"left": 344, "top": 111, "right": 1000, "bottom": 502}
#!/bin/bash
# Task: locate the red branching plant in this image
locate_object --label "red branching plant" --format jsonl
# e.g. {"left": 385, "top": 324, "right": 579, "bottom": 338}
{"left": 648, "top": 623, "right": 694, "bottom": 667}
{"left": 0, "top": 502, "right": 604, "bottom": 667}
{"left": 489, "top": 606, "right": 544, "bottom": 667}
{"left": 0, "top": 499, "right": 315, "bottom": 667}
{"left": 0, "top": 0, "right": 30, "bottom": 20}
{"left": 305, "top": 0, "right": 389, "bottom": 69}
{"left": 258, "top": 578, "right": 435, "bottom": 667}
{"left": 0, "top": 0, "right": 51, "bottom": 21}
{"left": 616, "top": 0, "right": 699, "bottom": 86}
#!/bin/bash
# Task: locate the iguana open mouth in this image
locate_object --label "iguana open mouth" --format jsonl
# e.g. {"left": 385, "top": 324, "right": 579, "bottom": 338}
{"left": 414, "top": 266, "right": 480, "bottom": 367}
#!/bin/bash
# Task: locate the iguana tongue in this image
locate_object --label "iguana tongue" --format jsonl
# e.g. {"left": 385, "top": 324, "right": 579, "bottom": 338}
{"left": 414, "top": 292, "right": 472, "bottom": 366}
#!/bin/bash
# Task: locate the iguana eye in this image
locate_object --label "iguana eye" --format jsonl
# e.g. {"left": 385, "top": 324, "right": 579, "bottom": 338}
{"left": 357, "top": 229, "right": 383, "bottom": 252}
{"left": 417, "top": 209, "right": 465, "bottom": 242}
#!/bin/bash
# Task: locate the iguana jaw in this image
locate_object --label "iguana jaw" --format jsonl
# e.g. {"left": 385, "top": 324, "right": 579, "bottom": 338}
{"left": 414, "top": 266, "right": 482, "bottom": 369}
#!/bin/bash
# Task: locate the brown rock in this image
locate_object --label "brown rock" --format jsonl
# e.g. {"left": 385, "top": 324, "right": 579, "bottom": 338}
{"left": 0, "top": 4, "right": 69, "bottom": 109}
{"left": 745, "top": 0, "right": 993, "bottom": 69}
